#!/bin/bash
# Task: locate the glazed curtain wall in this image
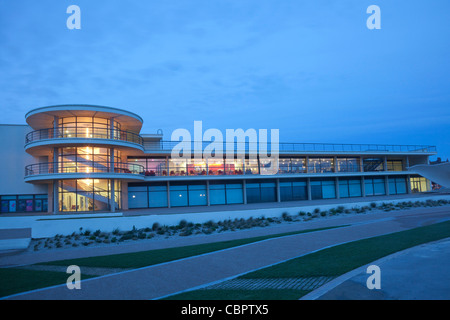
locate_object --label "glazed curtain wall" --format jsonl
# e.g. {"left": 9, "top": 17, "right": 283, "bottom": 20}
{"left": 58, "top": 179, "right": 121, "bottom": 212}
{"left": 56, "top": 116, "right": 121, "bottom": 140}
{"left": 128, "top": 156, "right": 377, "bottom": 176}
{"left": 58, "top": 147, "right": 121, "bottom": 174}
{"left": 127, "top": 176, "right": 412, "bottom": 210}
{"left": 410, "top": 177, "right": 430, "bottom": 193}
{"left": 128, "top": 181, "right": 244, "bottom": 209}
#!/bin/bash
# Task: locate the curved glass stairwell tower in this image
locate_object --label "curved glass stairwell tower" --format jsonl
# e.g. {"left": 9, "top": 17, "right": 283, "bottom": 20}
{"left": 24, "top": 105, "right": 145, "bottom": 213}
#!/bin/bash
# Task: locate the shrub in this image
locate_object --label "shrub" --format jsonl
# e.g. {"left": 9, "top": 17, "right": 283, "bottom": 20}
{"left": 156, "top": 226, "right": 168, "bottom": 235}
{"left": 93, "top": 229, "right": 101, "bottom": 237}
{"left": 119, "top": 233, "right": 133, "bottom": 241}
{"left": 320, "top": 211, "right": 327, "bottom": 217}
{"left": 282, "top": 212, "right": 292, "bottom": 221}
{"left": 298, "top": 211, "right": 306, "bottom": 216}
{"left": 313, "top": 208, "right": 320, "bottom": 214}
{"left": 202, "top": 228, "right": 213, "bottom": 235}
{"left": 138, "top": 232, "right": 146, "bottom": 239}
{"left": 152, "top": 222, "right": 160, "bottom": 231}
{"left": 204, "top": 220, "right": 217, "bottom": 228}
{"left": 179, "top": 219, "right": 188, "bottom": 229}
{"left": 180, "top": 229, "right": 193, "bottom": 237}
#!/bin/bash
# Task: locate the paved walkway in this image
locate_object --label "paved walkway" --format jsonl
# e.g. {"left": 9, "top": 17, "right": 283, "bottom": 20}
{"left": 303, "top": 237, "right": 450, "bottom": 300}
{"left": 2, "top": 206, "right": 450, "bottom": 300}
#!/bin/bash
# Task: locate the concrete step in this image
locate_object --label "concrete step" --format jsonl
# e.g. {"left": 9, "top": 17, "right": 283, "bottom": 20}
{"left": 0, "top": 228, "right": 31, "bottom": 251}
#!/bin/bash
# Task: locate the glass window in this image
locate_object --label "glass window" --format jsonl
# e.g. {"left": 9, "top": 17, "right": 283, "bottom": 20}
{"left": 260, "top": 182, "right": 276, "bottom": 202}
{"left": 188, "top": 184, "right": 207, "bottom": 206}
{"left": 246, "top": 183, "right": 261, "bottom": 203}
{"left": 35, "top": 200, "right": 42, "bottom": 212}
{"left": 207, "top": 158, "right": 225, "bottom": 175}
{"left": 26, "top": 200, "right": 34, "bottom": 212}
{"left": 280, "top": 182, "right": 293, "bottom": 201}
{"left": 59, "top": 179, "right": 117, "bottom": 212}
{"left": 373, "top": 178, "right": 386, "bottom": 195}
{"left": 337, "top": 158, "right": 359, "bottom": 172}
{"left": 170, "top": 189, "right": 188, "bottom": 207}
{"left": 245, "top": 158, "right": 259, "bottom": 174}
{"left": 9, "top": 200, "right": 16, "bottom": 212}
{"left": 280, "top": 180, "right": 307, "bottom": 201}
{"left": 339, "top": 180, "right": 349, "bottom": 198}
{"left": 389, "top": 177, "right": 407, "bottom": 194}
{"left": 364, "top": 179, "right": 374, "bottom": 196}
{"left": 291, "top": 158, "right": 306, "bottom": 173}
{"left": 349, "top": 180, "right": 362, "bottom": 197}
{"left": 311, "top": 179, "right": 336, "bottom": 199}
{"left": 210, "top": 181, "right": 243, "bottom": 205}
{"left": 309, "top": 158, "right": 334, "bottom": 173}
{"left": 339, "top": 179, "right": 361, "bottom": 198}
{"left": 226, "top": 187, "right": 243, "bottom": 204}
{"left": 1, "top": 200, "right": 9, "bottom": 212}
{"left": 387, "top": 160, "right": 403, "bottom": 172}
{"left": 322, "top": 180, "right": 336, "bottom": 199}
{"left": 210, "top": 184, "right": 226, "bottom": 205}
{"left": 363, "top": 158, "right": 384, "bottom": 172}
{"left": 225, "top": 158, "right": 244, "bottom": 175}
{"left": 411, "top": 177, "right": 430, "bottom": 193}
{"left": 168, "top": 159, "right": 187, "bottom": 176}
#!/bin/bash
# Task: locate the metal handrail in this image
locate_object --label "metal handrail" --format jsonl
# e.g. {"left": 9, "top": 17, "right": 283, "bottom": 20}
{"left": 137, "top": 163, "right": 399, "bottom": 177}
{"left": 144, "top": 141, "right": 437, "bottom": 154}
{"left": 25, "top": 161, "right": 145, "bottom": 177}
{"left": 25, "top": 127, "right": 143, "bottom": 146}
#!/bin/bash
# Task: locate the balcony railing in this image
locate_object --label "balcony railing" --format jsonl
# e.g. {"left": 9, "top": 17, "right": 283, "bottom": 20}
{"left": 136, "top": 163, "right": 401, "bottom": 177}
{"left": 25, "top": 127, "right": 143, "bottom": 146}
{"left": 25, "top": 161, "right": 144, "bottom": 177}
{"left": 144, "top": 141, "right": 437, "bottom": 154}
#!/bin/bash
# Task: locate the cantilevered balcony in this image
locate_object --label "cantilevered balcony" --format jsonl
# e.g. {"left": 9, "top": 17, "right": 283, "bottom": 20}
{"left": 24, "top": 161, "right": 145, "bottom": 182}
{"left": 25, "top": 126, "right": 144, "bottom": 153}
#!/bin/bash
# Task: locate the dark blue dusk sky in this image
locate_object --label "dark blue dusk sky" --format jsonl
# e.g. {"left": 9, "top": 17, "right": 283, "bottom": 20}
{"left": 0, "top": 1, "right": 449, "bottom": 159}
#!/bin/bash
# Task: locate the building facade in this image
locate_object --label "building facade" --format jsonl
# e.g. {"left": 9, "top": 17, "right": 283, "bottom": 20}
{"left": 0, "top": 105, "right": 436, "bottom": 214}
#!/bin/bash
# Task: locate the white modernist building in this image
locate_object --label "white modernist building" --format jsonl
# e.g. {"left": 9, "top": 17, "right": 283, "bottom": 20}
{"left": 0, "top": 104, "right": 437, "bottom": 215}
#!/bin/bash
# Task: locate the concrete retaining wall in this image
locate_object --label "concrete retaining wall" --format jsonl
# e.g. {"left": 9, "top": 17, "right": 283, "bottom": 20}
{"left": 2, "top": 194, "right": 450, "bottom": 239}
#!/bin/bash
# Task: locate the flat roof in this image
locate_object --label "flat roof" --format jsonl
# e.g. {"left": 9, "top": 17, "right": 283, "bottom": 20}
{"left": 25, "top": 104, "right": 143, "bottom": 132}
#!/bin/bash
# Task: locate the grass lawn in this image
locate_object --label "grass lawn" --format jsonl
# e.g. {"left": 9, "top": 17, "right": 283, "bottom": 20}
{"left": 0, "top": 268, "right": 96, "bottom": 298}
{"left": 165, "top": 220, "right": 450, "bottom": 300}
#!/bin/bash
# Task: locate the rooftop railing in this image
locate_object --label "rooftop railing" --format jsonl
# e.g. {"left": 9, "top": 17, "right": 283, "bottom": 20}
{"left": 144, "top": 141, "right": 437, "bottom": 154}
{"left": 25, "top": 127, "right": 143, "bottom": 146}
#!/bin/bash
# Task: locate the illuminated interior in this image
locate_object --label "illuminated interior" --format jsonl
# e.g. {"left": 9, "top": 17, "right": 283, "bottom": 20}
{"left": 58, "top": 179, "right": 121, "bottom": 212}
